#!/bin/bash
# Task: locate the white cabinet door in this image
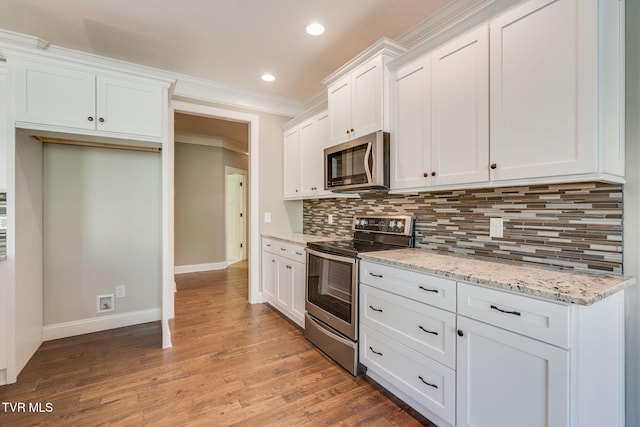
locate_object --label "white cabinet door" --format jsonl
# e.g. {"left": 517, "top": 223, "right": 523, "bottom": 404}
{"left": 261, "top": 251, "right": 276, "bottom": 300}
{"left": 328, "top": 75, "right": 352, "bottom": 143}
{"left": 489, "top": 0, "right": 595, "bottom": 181}
{"left": 351, "top": 56, "right": 383, "bottom": 139}
{"left": 96, "top": 75, "right": 163, "bottom": 138}
{"left": 13, "top": 60, "right": 96, "bottom": 130}
{"left": 431, "top": 26, "right": 489, "bottom": 187}
{"left": 299, "top": 113, "right": 331, "bottom": 196}
{"left": 276, "top": 258, "right": 293, "bottom": 311}
{"left": 0, "top": 63, "right": 7, "bottom": 191}
{"left": 282, "top": 127, "right": 301, "bottom": 198}
{"left": 390, "top": 56, "right": 431, "bottom": 190}
{"left": 457, "top": 316, "right": 569, "bottom": 427}
{"left": 290, "top": 260, "right": 306, "bottom": 326}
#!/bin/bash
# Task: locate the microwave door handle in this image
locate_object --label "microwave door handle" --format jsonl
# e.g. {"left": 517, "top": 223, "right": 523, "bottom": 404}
{"left": 364, "top": 141, "right": 373, "bottom": 183}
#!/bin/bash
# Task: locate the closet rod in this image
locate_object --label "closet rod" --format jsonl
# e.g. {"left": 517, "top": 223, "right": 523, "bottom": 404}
{"left": 35, "top": 136, "right": 162, "bottom": 153}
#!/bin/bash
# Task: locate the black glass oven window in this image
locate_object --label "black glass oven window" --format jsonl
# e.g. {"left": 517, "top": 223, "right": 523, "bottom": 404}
{"left": 307, "top": 253, "right": 353, "bottom": 323}
{"left": 327, "top": 144, "right": 369, "bottom": 187}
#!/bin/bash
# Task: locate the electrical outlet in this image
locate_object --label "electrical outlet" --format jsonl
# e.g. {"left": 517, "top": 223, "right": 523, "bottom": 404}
{"left": 328, "top": 214, "right": 334, "bottom": 224}
{"left": 264, "top": 212, "right": 272, "bottom": 223}
{"left": 489, "top": 218, "right": 504, "bottom": 238}
{"left": 116, "top": 285, "right": 126, "bottom": 298}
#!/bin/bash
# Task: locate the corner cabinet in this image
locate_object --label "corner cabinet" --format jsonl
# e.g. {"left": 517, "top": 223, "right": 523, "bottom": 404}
{"left": 324, "top": 38, "right": 406, "bottom": 145}
{"left": 261, "top": 237, "right": 306, "bottom": 328}
{"left": 11, "top": 58, "right": 171, "bottom": 142}
{"left": 359, "top": 260, "right": 625, "bottom": 427}
{"left": 390, "top": 27, "right": 489, "bottom": 192}
{"left": 489, "top": 0, "right": 625, "bottom": 184}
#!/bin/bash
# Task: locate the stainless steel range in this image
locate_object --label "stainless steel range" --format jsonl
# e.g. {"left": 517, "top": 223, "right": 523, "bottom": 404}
{"left": 304, "top": 215, "right": 415, "bottom": 375}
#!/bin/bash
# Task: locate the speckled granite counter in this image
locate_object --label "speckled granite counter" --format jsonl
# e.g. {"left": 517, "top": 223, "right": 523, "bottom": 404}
{"left": 262, "top": 232, "right": 345, "bottom": 245}
{"left": 359, "top": 248, "right": 634, "bottom": 306}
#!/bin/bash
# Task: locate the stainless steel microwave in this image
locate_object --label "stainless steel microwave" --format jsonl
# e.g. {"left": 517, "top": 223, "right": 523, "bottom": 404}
{"left": 324, "top": 131, "right": 389, "bottom": 192}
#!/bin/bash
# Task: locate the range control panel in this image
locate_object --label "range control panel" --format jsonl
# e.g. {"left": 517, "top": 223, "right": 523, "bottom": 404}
{"left": 352, "top": 215, "right": 414, "bottom": 236}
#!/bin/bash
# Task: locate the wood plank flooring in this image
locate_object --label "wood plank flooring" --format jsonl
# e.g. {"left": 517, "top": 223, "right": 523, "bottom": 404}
{"left": 0, "top": 261, "right": 435, "bottom": 426}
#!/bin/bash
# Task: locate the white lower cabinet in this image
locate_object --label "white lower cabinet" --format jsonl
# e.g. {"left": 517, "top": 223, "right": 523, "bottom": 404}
{"left": 261, "top": 237, "right": 306, "bottom": 328}
{"left": 456, "top": 316, "right": 569, "bottom": 427}
{"left": 359, "top": 260, "right": 625, "bottom": 427}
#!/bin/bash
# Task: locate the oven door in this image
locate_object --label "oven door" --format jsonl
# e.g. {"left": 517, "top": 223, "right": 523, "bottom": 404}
{"left": 306, "top": 248, "right": 357, "bottom": 340}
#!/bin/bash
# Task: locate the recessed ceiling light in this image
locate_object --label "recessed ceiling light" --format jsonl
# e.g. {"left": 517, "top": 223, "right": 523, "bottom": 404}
{"left": 261, "top": 74, "right": 276, "bottom": 82}
{"left": 305, "top": 23, "right": 325, "bottom": 36}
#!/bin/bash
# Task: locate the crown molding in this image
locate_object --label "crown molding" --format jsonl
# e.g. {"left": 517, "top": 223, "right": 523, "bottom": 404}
{"left": 321, "top": 37, "right": 407, "bottom": 87}
{"left": 0, "top": 28, "right": 304, "bottom": 118}
{"left": 389, "top": 0, "right": 522, "bottom": 70}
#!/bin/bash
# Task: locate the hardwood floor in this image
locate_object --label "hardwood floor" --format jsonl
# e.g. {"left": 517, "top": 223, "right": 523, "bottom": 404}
{"left": 0, "top": 261, "right": 435, "bottom": 426}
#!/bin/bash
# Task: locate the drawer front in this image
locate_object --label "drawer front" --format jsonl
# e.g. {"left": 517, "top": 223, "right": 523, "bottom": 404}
{"left": 274, "top": 241, "right": 306, "bottom": 263}
{"left": 458, "top": 283, "right": 570, "bottom": 348}
{"left": 360, "top": 284, "right": 456, "bottom": 369}
{"left": 360, "top": 260, "right": 456, "bottom": 312}
{"left": 360, "top": 325, "right": 456, "bottom": 425}
{"left": 262, "top": 238, "right": 277, "bottom": 254}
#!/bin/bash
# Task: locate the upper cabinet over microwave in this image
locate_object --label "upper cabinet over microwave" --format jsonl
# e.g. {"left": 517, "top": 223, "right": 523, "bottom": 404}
{"left": 323, "top": 38, "right": 406, "bottom": 146}
{"left": 10, "top": 58, "right": 174, "bottom": 143}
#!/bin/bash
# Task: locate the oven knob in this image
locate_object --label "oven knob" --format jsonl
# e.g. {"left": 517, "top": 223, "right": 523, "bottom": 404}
{"left": 362, "top": 219, "right": 368, "bottom": 226}
{"left": 355, "top": 219, "right": 360, "bottom": 226}
{"left": 389, "top": 220, "right": 396, "bottom": 228}
{"left": 396, "top": 222, "right": 404, "bottom": 230}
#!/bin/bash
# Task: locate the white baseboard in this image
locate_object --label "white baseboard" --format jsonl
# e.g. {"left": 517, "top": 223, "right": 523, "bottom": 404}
{"left": 43, "top": 308, "right": 161, "bottom": 341}
{"left": 174, "top": 261, "right": 228, "bottom": 274}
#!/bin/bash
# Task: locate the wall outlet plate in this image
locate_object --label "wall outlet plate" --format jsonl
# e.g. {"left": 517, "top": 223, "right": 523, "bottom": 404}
{"left": 328, "top": 214, "right": 334, "bottom": 224}
{"left": 490, "top": 218, "right": 504, "bottom": 238}
{"left": 116, "top": 285, "right": 125, "bottom": 298}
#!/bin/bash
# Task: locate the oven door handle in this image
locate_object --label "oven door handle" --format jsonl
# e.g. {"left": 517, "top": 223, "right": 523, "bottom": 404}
{"left": 306, "top": 248, "right": 356, "bottom": 265}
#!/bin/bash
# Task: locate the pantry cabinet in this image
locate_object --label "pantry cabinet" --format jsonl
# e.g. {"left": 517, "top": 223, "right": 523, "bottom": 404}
{"left": 488, "top": 0, "right": 624, "bottom": 183}
{"left": 390, "top": 27, "right": 489, "bottom": 192}
{"left": 261, "top": 237, "right": 306, "bottom": 328}
{"left": 11, "top": 59, "right": 167, "bottom": 141}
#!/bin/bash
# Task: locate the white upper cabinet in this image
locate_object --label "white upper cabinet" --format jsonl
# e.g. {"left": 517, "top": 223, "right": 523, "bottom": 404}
{"left": 328, "top": 56, "right": 383, "bottom": 144}
{"left": 0, "top": 63, "right": 7, "bottom": 191}
{"left": 489, "top": 0, "right": 624, "bottom": 183}
{"left": 282, "top": 126, "right": 301, "bottom": 199}
{"left": 325, "top": 39, "right": 406, "bottom": 145}
{"left": 431, "top": 26, "right": 489, "bottom": 187}
{"left": 300, "top": 112, "right": 330, "bottom": 196}
{"left": 11, "top": 59, "right": 169, "bottom": 142}
{"left": 391, "top": 27, "right": 489, "bottom": 192}
{"left": 390, "top": 56, "right": 431, "bottom": 190}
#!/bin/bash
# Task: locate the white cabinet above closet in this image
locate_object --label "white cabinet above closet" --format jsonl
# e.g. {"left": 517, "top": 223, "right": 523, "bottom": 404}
{"left": 11, "top": 59, "right": 172, "bottom": 143}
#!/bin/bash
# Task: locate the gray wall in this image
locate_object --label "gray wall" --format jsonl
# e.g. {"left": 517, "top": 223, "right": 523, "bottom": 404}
{"left": 42, "top": 143, "right": 162, "bottom": 325}
{"left": 174, "top": 143, "right": 248, "bottom": 266}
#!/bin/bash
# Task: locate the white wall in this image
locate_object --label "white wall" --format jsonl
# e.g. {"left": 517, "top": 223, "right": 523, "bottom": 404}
{"left": 0, "top": 62, "right": 7, "bottom": 191}
{"left": 14, "top": 132, "right": 43, "bottom": 375}
{"left": 624, "top": 1, "right": 640, "bottom": 424}
{"left": 42, "top": 144, "right": 162, "bottom": 328}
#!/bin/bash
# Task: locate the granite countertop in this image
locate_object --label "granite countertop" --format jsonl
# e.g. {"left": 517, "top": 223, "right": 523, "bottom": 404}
{"left": 359, "top": 248, "right": 634, "bottom": 306}
{"left": 262, "top": 232, "right": 346, "bottom": 245}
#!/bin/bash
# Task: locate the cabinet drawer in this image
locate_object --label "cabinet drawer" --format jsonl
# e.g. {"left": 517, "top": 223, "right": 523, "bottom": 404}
{"left": 360, "top": 260, "right": 456, "bottom": 312}
{"left": 458, "top": 283, "right": 570, "bottom": 348}
{"left": 360, "top": 284, "right": 456, "bottom": 369}
{"left": 360, "top": 325, "right": 456, "bottom": 425}
{"left": 262, "top": 238, "right": 277, "bottom": 254}
{"left": 274, "top": 241, "right": 306, "bottom": 263}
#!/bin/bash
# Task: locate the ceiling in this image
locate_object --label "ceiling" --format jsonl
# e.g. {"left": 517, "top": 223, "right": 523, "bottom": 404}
{"left": 0, "top": 0, "right": 454, "bottom": 102}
